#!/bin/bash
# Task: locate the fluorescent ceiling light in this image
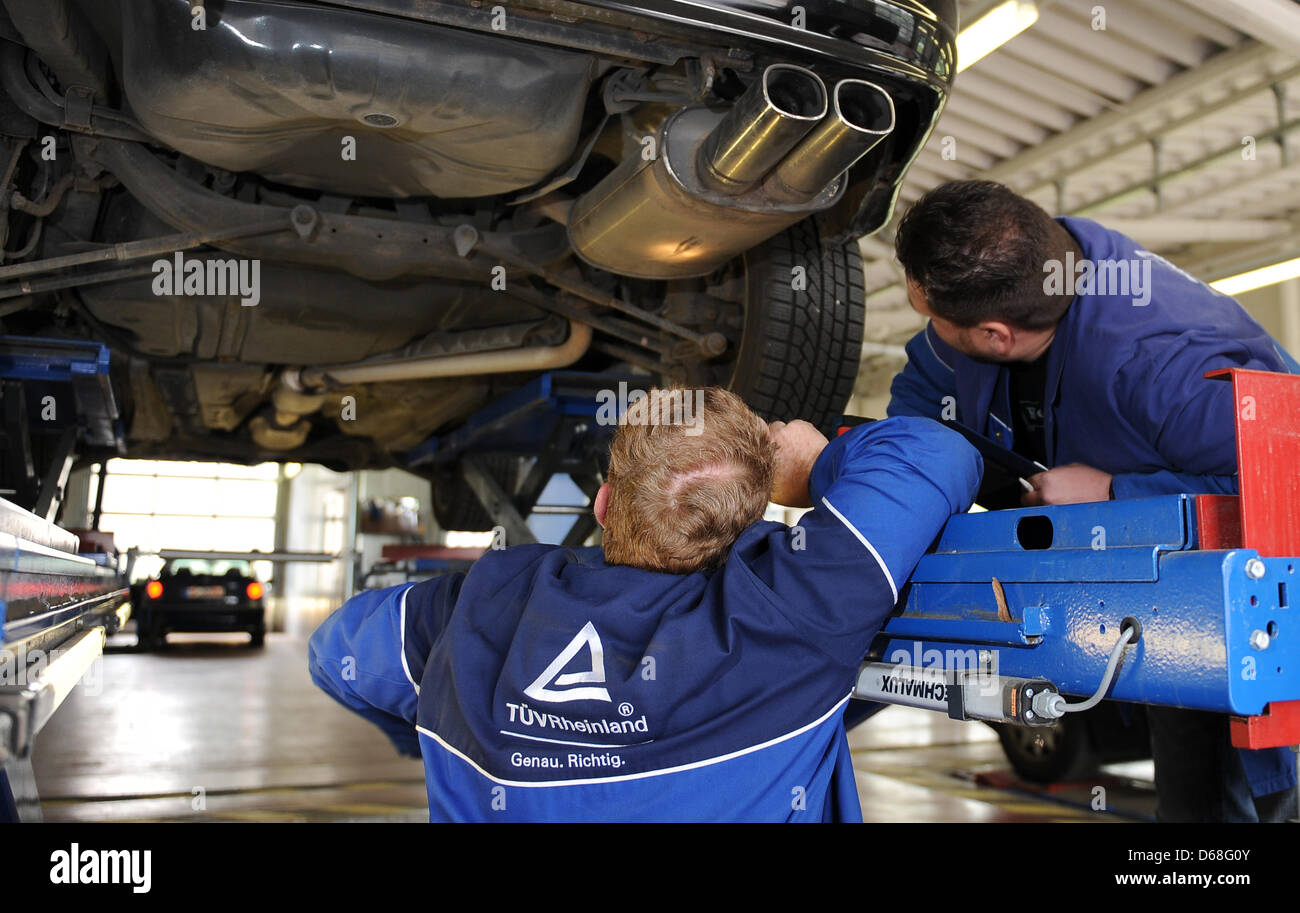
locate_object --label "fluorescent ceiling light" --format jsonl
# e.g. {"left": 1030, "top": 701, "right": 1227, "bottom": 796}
{"left": 957, "top": 1, "right": 1039, "bottom": 73}
{"left": 1211, "top": 257, "right": 1300, "bottom": 296}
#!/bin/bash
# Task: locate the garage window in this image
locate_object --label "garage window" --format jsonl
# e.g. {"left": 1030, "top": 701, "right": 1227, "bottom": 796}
{"left": 87, "top": 459, "right": 280, "bottom": 582}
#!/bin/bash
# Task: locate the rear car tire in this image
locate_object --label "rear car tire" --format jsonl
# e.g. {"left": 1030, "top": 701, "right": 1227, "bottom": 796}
{"left": 728, "top": 217, "right": 866, "bottom": 434}
{"left": 993, "top": 718, "right": 1098, "bottom": 784}
{"left": 250, "top": 630, "right": 266, "bottom": 648}
{"left": 431, "top": 454, "right": 521, "bottom": 532}
{"left": 137, "top": 626, "right": 163, "bottom": 651}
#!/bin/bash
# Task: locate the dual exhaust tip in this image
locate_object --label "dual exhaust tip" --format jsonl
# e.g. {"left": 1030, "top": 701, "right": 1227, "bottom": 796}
{"left": 700, "top": 65, "right": 896, "bottom": 202}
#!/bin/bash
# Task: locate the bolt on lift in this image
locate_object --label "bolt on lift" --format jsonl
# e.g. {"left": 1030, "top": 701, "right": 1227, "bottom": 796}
{"left": 852, "top": 367, "right": 1300, "bottom": 763}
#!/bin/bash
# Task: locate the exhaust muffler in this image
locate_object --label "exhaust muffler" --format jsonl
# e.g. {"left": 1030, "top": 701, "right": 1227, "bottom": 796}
{"left": 569, "top": 68, "right": 896, "bottom": 280}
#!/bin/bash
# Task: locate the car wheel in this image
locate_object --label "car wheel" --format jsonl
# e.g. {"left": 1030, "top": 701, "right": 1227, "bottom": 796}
{"left": 137, "top": 626, "right": 163, "bottom": 651}
{"left": 250, "top": 630, "right": 266, "bottom": 648}
{"left": 726, "top": 216, "right": 866, "bottom": 434}
{"left": 430, "top": 453, "right": 522, "bottom": 532}
{"left": 993, "top": 718, "right": 1099, "bottom": 784}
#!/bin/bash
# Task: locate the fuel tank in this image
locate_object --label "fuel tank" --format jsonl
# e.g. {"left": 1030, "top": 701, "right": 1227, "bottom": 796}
{"left": 101, "top": 0, "right": 598, "bottom": 198}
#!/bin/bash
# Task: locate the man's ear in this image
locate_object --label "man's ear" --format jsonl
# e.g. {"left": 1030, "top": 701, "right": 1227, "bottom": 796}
{"left": 594, "top": 483, "right": 610, "bottom": 528}
{"left": 977, "top": 320, "right": 1016, "bottom": 357}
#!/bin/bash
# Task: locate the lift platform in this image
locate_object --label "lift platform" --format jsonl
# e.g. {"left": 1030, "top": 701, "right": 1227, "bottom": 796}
{"left": 407, "top": 371, "right": 636, "bottom": 548}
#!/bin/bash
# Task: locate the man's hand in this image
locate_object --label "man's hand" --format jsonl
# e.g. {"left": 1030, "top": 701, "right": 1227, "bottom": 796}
{"left": 768, "top": 419, "right": 829, "bottom": 508}
{"left": 1022, "top": 463, "right": 1113, "bottom": 506}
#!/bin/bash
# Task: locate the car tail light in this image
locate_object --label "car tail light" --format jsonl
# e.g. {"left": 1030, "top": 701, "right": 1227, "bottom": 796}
{"left": 246, "top": 581, "right": 264, "bottom": 600}
{"left": 146, "top": 580, "right": 163, "bottom": 599}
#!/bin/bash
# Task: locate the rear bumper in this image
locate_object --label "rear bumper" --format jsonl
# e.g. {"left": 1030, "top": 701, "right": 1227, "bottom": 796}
{"left": 141, "top": 603, "right": 264, "bottom": 634}
{"left": 585, "top": 0, "right": 957, "bottom": 88}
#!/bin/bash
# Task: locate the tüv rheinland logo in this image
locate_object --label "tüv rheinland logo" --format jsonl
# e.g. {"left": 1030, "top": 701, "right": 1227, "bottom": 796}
{"left": 152, "top": 251, "right": 261, "bottom": 307}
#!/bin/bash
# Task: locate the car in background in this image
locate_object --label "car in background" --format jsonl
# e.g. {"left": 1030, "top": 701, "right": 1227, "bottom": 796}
{"left": 133, "top": 558, "right": 266, "bottom": 649}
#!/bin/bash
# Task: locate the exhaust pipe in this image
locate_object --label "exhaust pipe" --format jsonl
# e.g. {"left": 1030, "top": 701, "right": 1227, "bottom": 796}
{"left": 256, "top": 320, "right": 593, "bottom": 450}
{"left": 285, "top": 320, "right": 592, "bottom": 390}
{"left": 768, "top": 80, "right": 896, "bottom": 202}
{"left": 698, "top": 65, "right": 827, "bottom": 193}
{"left": 568, "top": 70, "right": 895, "bottom": 280}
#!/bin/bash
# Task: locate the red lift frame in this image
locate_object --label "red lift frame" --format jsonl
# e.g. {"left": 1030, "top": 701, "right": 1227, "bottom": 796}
{"left": 1206, "top": 368, "right": 1300, "bottom": 749}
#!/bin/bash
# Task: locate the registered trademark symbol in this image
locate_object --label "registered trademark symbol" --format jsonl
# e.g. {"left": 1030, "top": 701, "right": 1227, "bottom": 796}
{"left": 618, "top": 702, "right": 634, "bottom": 717}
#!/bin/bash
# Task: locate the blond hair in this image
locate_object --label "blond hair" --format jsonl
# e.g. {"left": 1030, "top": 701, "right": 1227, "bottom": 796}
{"left": 602, "top": 387, "right": 774, "bottom": 573}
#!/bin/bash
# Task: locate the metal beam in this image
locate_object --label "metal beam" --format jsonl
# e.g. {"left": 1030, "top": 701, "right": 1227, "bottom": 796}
{"left": 1035, "top": 8, "right": 1177, "bottom": 85}
{"left": 974, "top": 54, "right": 1110, "bottom": 117}
{"left": 1181, "top": 0, "right": 1300, "bottom": 58}
{"left": 1099, "top": 218, "right": 1292, "bottom": 245}
{"left": 155, "top": 549, "right": 338, "bottom": 562}
{"left": 1144, "top": 0, "right": 1243, "bottom": 48}
{"left": 981, "top": 41, "right": 1281, "bottom": 187}
{"left": 931, "top": 112, "right": 1023, "bottom": 158}
{"left": 948, "top": 70, "right": 1077, "bottom": 131}
{"left": 1092, "top": 3, "right": 1216, "bottom": 67}
{"left": 941, "top": 93, "right": 1049, "bottom": 144}
{"left": 33, "top": 427, "right": 75, "bottom": 523}
{"left": 1003, "top": 33, "right": 1143, "bottom": 100}
{"left": 460, "top": 457, "right": 536, "bottom": 547}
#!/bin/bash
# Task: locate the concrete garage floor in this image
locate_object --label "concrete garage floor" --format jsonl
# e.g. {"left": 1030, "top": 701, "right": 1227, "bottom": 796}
{"left": 33, "top": 631, "right": 1157, "bottom": 822}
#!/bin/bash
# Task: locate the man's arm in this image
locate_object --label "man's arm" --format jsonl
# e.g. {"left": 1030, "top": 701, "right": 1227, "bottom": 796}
{"left": 887, "top": 323, "right": 959, "bottom": 419}
{"left": 1028, "top": 332, "right": 1287, "bottom": 504}
{"left": 749, "top": 416, "right": 982, "bottom": 668}
{"left": 1111, "top": 469, "right": 1239, "bottom": 500}
{"left": 308, "top": 573, "right": 461, "bottom": 756}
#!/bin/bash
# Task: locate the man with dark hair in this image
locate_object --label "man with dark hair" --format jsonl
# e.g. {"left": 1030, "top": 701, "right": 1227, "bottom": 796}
{"left": 310, "top": 387, "right": 980, "bottom": 821}
{"left": 887, "top": 179, "right": 1299, "bottom": 822}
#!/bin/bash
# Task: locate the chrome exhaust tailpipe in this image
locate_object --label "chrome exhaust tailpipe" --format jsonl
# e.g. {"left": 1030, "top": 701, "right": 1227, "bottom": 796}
{"left": 698, "top": 64, "right": 828, "bottom": 193}
{"left": 767, "top": 80, "right": 896, "bottom": 202}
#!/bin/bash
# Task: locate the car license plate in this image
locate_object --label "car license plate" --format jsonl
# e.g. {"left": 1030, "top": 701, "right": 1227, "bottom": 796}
{"left": 185, "top": 585, "right": 225, "bottom": 599}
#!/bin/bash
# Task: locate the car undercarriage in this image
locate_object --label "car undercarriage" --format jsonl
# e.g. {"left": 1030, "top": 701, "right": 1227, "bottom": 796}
{"left": 0, "top": 0, "right": 954, "bottom": 524}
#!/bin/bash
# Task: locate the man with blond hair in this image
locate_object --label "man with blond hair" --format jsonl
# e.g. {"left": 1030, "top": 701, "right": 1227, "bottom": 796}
{"left": 310, "top": 386, "right": 980, "bottom": 821}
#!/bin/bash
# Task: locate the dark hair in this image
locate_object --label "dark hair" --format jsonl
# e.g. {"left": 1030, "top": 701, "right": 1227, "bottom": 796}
{"left": 894, "top": 180, "right": 1072, "bottom": 329}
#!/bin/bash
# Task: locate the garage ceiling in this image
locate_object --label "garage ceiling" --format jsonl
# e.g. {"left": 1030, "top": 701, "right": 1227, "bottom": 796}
{"left": 857, "top": 0, "right": 1300, "bottom": 368}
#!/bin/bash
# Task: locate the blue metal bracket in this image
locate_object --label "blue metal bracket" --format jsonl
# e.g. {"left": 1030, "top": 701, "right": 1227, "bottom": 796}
{"left": 0, "top": 336, "right": 111, "bottom": 383}
{"left": 407, "top": 371, "right": 641, "bottom": 467}
{"left": 872, "top": 495, "right": 1300, "bottom": 716}
{"left": 0, "top": 335, "right": 120, "bottom": 449}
